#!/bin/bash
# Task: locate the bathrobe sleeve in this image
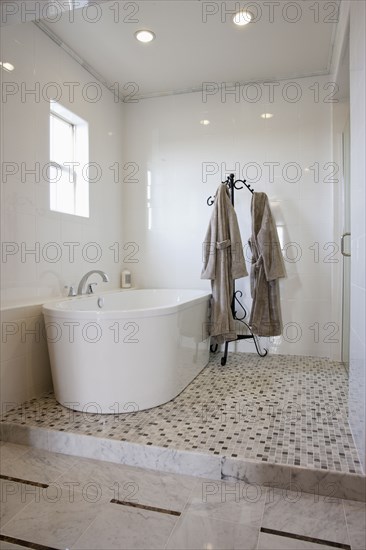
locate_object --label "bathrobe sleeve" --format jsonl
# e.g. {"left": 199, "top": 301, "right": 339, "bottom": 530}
{"left": 201, "top": 208, "right": 217, "bottom": 280}
{"left": 228, "top": 204, "right": 248, "bottom": 279}
{"left": 257, "top": 199, "right": 286, "bottom": 282}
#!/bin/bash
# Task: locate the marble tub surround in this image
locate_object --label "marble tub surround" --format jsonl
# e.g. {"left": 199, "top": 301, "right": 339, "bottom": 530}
{"left": 0, "top": 304, "right": 52, "bottom": 412}
{"left": 0, "top": 443, "right": 364, "bottom": 550}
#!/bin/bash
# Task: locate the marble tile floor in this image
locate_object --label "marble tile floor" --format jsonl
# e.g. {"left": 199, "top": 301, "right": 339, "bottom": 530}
{"left": 0, "top": 442, "right": 365, "bottom": 550}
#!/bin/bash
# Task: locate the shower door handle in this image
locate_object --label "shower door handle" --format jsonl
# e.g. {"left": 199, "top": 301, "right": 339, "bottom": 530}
{"left": 341, "top": 233, "right": 351, "bottom": 257}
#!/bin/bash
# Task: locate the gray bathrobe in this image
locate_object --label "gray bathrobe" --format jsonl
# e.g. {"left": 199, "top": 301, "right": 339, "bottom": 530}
{"left": 201, "top": 184, "right": 248, "bottom": 345}
{"left": 249, "top": 192, "right": 286, "bottom": 337}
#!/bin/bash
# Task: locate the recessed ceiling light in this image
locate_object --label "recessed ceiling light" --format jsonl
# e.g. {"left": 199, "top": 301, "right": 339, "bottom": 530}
{"left": 233, "top": 11, "right": 252, "bottom": 26}
{"left": 261, "top": 113, "right": 274, "bottom": 119}
{"left": 200, "top": 119, "right": 210, "bottom": 126}
{"left": 0, "top": 61, "right": 15, "bottom": 72}
{"left": 135, "top": 30, "right": 155, "bottom": 43}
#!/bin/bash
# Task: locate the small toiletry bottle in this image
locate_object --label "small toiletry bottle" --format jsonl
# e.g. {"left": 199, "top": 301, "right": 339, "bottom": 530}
{"left": 121, "top": 270, "right": 132, "bottom": 288}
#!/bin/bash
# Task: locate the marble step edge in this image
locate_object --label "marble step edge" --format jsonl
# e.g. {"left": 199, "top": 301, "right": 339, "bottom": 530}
{"left": 0, "top": 421, "right": 364, "bottom": 503}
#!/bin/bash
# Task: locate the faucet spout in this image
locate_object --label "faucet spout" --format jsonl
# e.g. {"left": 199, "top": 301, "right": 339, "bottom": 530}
{"left": 77, "top": 270, "right": 109, "bottom": 296}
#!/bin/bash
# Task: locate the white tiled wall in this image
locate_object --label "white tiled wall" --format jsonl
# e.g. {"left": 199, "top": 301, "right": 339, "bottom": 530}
{"left": 122, "top": 77, "right": 336, "bottom": 357}
{"left": 0, "top": 21, "right": 124, "bottom": 306}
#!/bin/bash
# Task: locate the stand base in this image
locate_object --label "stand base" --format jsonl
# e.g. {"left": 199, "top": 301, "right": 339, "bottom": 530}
{"left": 210, "top": 334, "right": 268, "bottom": 365}
{"left": 220, "top": 334, "right": 268, "bottom": 365}
{"left": 209, "top": 290, "right": 268, "bottom": 365}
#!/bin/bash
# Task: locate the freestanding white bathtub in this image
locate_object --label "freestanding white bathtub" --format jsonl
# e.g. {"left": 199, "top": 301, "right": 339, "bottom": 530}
{"left": 42, "top": 289, "right": 211, "bottom": 414}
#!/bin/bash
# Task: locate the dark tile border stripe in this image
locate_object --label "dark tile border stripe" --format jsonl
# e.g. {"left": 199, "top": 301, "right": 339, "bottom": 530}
{"left": 260, "top": 527, "right": 351, "bottom": 549}
{"left": 110, "top": 498, "right": 181, "bottom": 517}
{"left": 0, "top": 474, "right": 48, "bottom": 489}
{"left": 0, "top": 534, "right": 58, "bottom": 550}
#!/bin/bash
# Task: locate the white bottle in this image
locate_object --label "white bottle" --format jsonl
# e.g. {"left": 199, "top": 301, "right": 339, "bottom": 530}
{"left": 121, "top": 270, "right": 132, "bottom": 288}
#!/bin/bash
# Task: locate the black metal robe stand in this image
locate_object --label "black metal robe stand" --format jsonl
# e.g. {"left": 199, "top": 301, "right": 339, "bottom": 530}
{"left": 207, "top": 173, "right": 268, "bottom": 365}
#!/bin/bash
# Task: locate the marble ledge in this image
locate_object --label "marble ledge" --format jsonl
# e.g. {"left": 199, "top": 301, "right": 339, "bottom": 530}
{"left": 0, "top": 422, "right": 221, "bottom": 480}
{"left": 46, "top": 428, "right": 222, "bottom": 480}
{"left": 222, "top": 456, "right": 366, "bottom": 503}
{"left": 1, "top": 422, "right": 365, "bottom": 503}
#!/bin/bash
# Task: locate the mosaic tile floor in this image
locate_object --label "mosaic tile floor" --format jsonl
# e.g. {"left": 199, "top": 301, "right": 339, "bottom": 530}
{"left": 1, "top": 353, "right": 362, "bottom": 475}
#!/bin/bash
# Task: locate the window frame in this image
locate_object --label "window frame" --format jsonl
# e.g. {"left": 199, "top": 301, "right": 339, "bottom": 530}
{"left": 49, "top": 101, "right": 89, "bottom": 218}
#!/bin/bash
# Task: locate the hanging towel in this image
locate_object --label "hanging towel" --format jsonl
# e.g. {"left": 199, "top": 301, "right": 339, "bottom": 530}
{"left": 201, "top": 184, "right": 248, "bottom": 345}
{"left": 249, "top": 192, "right": 286, "bottom": 337}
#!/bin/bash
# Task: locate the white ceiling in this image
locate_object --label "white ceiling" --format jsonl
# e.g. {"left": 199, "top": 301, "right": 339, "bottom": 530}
{"left": 40, "top": 0, "right": 340, "bottom": 99}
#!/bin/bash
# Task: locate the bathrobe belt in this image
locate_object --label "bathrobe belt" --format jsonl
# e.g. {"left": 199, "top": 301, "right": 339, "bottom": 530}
{"left": 216, "top": 239, "right": 231, "bottom": 249}
{"left": 250, "top": 251, "right": 267, "bottom": 330}
{"left": 252, "top": 253, "right": 263, "bottom": 269}
{"left": 251, "top": 253, "right": 264, "bottom": 290}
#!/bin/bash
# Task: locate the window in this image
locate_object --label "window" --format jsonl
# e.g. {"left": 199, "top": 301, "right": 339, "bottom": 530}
{"left": 49, "top": 102, "right": 89, "bottom": 217}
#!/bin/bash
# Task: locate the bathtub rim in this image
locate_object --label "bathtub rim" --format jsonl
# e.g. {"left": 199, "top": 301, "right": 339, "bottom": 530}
{"left": 42, "top": 288, "right": 212, "bottom": 320}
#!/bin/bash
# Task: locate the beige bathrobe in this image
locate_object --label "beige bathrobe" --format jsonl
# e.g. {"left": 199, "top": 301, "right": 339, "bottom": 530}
{"left": 201, "top": 184, "right": 248, "bottom": 345}
{"left": 249, "top": 192, "right": 286, "bottom": 337}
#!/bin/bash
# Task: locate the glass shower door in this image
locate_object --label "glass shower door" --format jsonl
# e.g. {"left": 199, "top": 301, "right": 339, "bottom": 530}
{"left": 341, "top": 116, "right": 351, "bottom": 367}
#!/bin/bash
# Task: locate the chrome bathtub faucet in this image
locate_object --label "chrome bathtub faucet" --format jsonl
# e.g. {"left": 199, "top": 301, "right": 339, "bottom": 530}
{"left": 77, "top": 270, "right": 109, "bottom": 296}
